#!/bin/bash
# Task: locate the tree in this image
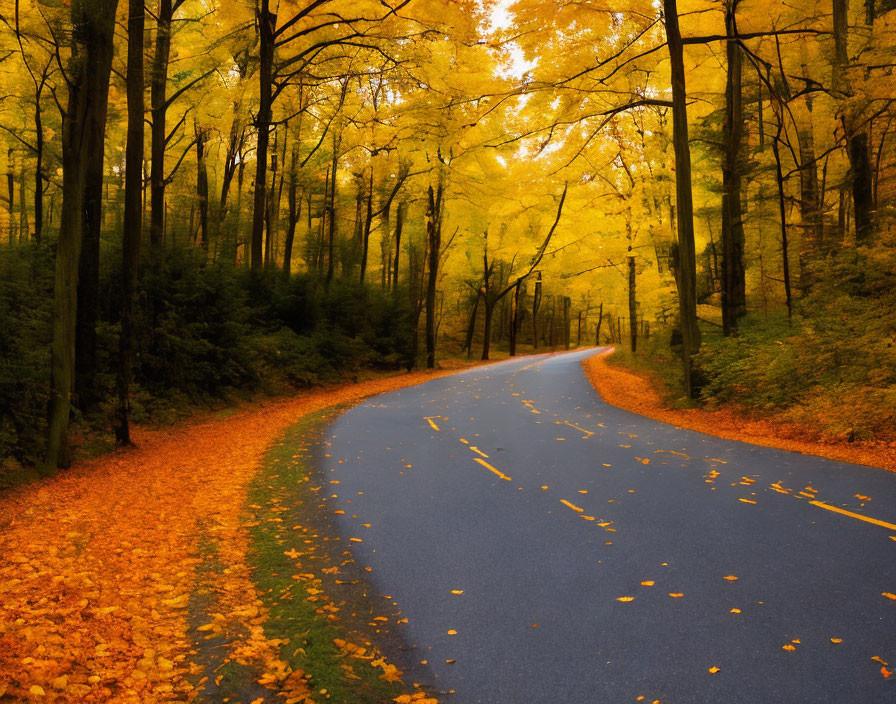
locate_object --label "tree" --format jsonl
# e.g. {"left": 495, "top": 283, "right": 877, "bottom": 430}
{"left": 115, "top": 0, "right": 145, "bottom": 445}
{"left": 44, "top": 0, "right": 121, "bottom": 471}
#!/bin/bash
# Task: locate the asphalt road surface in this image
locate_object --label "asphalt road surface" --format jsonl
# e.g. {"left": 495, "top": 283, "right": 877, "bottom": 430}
{"left": 318, "top": 349, "right": 896, "bottom": 703}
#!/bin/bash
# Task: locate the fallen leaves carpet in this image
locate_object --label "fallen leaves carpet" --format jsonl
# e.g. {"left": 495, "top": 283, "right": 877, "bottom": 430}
{"left": 0, "top": 369, "right": 459, "bottom": 702}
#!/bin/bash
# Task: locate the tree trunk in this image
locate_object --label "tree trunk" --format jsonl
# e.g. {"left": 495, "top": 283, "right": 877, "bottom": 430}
{"left": 325, "top": 139, "right": 338, "bottom": 285}
{"left": 481, "top": 298, "right": 495, "bottom": 361}
{"left": 195, "top": 124, "right": 209, "bottom": 251}
{"left": 772, "top": 120, "right": 793, "bottom": 319}
{"left": 264, "top": 127, "right": 279, "bottom": 266}
{"left": 283, "top": 144, "right": 299, "bottom": 274}
{"left": 721, "top": 0, "right": 746, "bottom": 336}
{"left": 251, "top": 0, "right": 274, "bottom": 270}
{"left": 529, "top": 271, "right": 540, "bottom": 349}
{"left": 509, "top": 280, "right": 522, "bottom": 356}
{"left": 7, "top": 157, "right": 15, "bottom": 243}
{"left": 663, "top": 0, "right": 702, "bottom": 397}
{"left": 34, "top": 99, "right": 44, "bottom": 241}
{"left": 595, "top": 302, "right": 603, "bottom": 345}
{"left": 149, "top": 0, "right": 173, "bottom": 254}
{"left": 360, "top": 168, "right": 373, "bottom": 283}
{"left": 75, "top": 7, "right": 116, "bottom": 413}
{"left": 392, "top": 200, "right": 406, "bottom": 290}
{"left": 563, "top": 297, "right": 571, "bottom": 349}
{"left": 464, "top": 294, "right": 480, "bottom": 359}
{"left": 849, "top": 132, "right": 874, "bottom": 243}
{"left": 46, "top": 0, "right": 120, "bottom": 471}
{"left": 628, "top": 252, "right": 638, "bottom": 352}
{"left": 425, "top": 181, "right": 443, "bottom": 368}
{"left": 115, "top": 0, "right": 144, "bottom": 446}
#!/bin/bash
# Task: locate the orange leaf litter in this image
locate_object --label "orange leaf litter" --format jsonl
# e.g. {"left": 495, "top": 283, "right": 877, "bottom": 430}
{"left": 0, "top": 367, "right": 466, "bottom": 701}
{"left": 582, "top": 349, "right": 896, "bottom": 473}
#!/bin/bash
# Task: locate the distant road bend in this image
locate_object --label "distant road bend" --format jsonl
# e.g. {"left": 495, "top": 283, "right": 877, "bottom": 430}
{"left": 318, "top": 349, "right": 896, "bottom": 703}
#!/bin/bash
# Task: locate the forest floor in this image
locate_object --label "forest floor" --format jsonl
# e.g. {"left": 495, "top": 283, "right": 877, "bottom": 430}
{"left": 0, "top": 363, "right": 485, "bottom": 703}
{"left": 583, "top": 348, "right": 896, "bottom": 474}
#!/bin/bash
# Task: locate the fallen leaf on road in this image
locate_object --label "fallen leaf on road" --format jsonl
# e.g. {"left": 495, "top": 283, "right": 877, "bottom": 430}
{"left": 708, "top": 666, "right": 720, "bottom": 674}
{"left": 641, "top": 581, "right": 654, "bottom": 586}
{"left": 723, "top": 575, "right": 738, "bottom": 581}
{"left": 739, "top": 498, "right": 757, "bottom": 504}
{"left": 669, "top": 593, "right": 684, "bottom": 598}
{"left": 730, "top": 608, "right": 741, "bottom": 614}
{"left": 447, "top": 630, "right": 457, "bottom": 635}
{"left": 450, "top": 590, "right": 464, "bottom": 595}
{"left": 782, "top": 644, "right": 796, "bottom": 651}
{"left": 882, "top": 592, "right": 896, "bottom": 601}
{"left": 616, "top": 596, "right": 635, "bottom": 602}
{"left": 830, "top": 638, "right": 842, "bottom": 644}
{"left": 872, "top": 656, "right": 889, "bottom": 666}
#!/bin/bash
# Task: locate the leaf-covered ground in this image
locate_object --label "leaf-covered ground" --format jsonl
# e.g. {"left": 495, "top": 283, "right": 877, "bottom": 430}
{"left": 583, "top": 349, "right": 896, "bottom": 474}
{"left": 0, "top": 369, "right": 462, "bottom": 703}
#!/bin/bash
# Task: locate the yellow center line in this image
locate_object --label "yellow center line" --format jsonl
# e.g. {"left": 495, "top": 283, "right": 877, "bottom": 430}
{"left": 424, "top": 416, "right": 440, "bottom": 431}
{"left": 563, "top": 420, "right": 594, "bottom": 438}
{"left": 560, "top": 499, "right": 585, "bottom": 513}
{"left": 809, "top": 500, "right": 896, "bottom": 531}
{"left": 473, "top": 458, "right": 512, "bottom": 482}
{"left": 469, "top": 446, "right": 489, "bottom": 458}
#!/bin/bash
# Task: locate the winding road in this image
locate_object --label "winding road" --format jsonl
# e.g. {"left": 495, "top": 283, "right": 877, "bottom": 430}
{"left": 318, "top": 349, "right": 896, "bottom": 703}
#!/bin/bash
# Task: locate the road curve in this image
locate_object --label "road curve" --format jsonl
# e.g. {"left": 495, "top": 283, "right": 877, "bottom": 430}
{"left": 318, "top": 349, "right": 896, "bottom": 703}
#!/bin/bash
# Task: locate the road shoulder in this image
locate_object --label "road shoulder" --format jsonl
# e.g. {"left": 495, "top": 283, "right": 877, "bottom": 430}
{"left": 582, "top": 348, "right": 896, "bottom": 473}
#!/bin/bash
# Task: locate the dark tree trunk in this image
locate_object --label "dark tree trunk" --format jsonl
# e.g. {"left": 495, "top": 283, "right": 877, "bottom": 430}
{"left": 465, "top": 294, "right": 480, "bottom": 359}
{"left": 6, "top": 162, "right": 14, "bottom": 243}
{"left": 392, "top": 201, "right": 406, "bottom": 289}
{"left": 251, "top": 3, "right": 275, "bottom": 269}
{"left": 510, "top": 280, "right": 522, "bottom": 356}
{"left": 721, "top": 0, "right": 746, "bottom": 336}
{"left": 195, "top": 124, "right": 209, "bottom": 251}
{"left": 325, "top": 142, "right": 338, "bottom": 285}
{"left": 360, "top": 168, "right": 373, "bottom": 283}
{"left": 595, "top": 302, "right": 603, "bottom": 345}
{"left": 46, "top": 0, "right": 120, "bottom": 471}
{"left": 563, "top": 296, "right": 571, "bottom": 350}
{"left": 116, "top": 0, "right": 144, "bottom": 446}
{"left": 264, "top": 127, "right": 279, "bottom": 266}
{"left": 283, "top": 144, "right": 299, "bottom": 274}
{"left": 74, "top": 5, "right": 116, "bottom": 413}
{"left": 149, "top": 0, "right": 173, "bottom": 253}
{"left": 849, "top": 132, "right": 874, "bottom": 243}
{"left": 34, "top": 99, "right": 44, "bottom": 242}
{"left": 772, "top": 120, "right": 793, "bottom": 319}
{"left": 425, "top": 181, "right": 443, "bottom": 368}
{"left": 531, "top": 271, "right": 542, "bottom": 349}
{"left": 481, "top": 298, "right": 495, "bottom": 361}
{"left": 251, "top": 0, "right": 274, "bottom": 270}
{"left": 628, "top": 252, "right": 638, "bottom": 352}
{"left": 663, "top": 0, "right": 702, "bottom": 397}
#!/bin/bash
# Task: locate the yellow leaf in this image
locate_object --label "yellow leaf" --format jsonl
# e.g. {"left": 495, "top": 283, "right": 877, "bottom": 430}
{"left": 883, "top": 592, "right": 896, "bottom": 600}
{"left": 782, "top": 644, "right": 796, "bottom": 651}
{"left": 723, "top": 575, "right": 738, "bottom": 581}
{"left": 708, "top": 666, "right": 720, "bottom": 674}
{"left": 641, "top": 581, "right": 654, "bottom": 586}
{"left": 447, "top": 629, "right": 457, "bottom": 635}
{"left": 450, "top": 590, "right": 464, "bottom": 595}
{"left": 669, "top": 593, "right": 684, "bottom": 598}
{"left": 830, "top": 638, "right": 842, "bottom": 644}
{"left": 30, "top": 685, "right": 46, "bottom": 695}
{"left": 616, "top": 596, "right": 634, "bottom": 602}
{"left": 730, "top": 608, "right": 741, "bottom": 614}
